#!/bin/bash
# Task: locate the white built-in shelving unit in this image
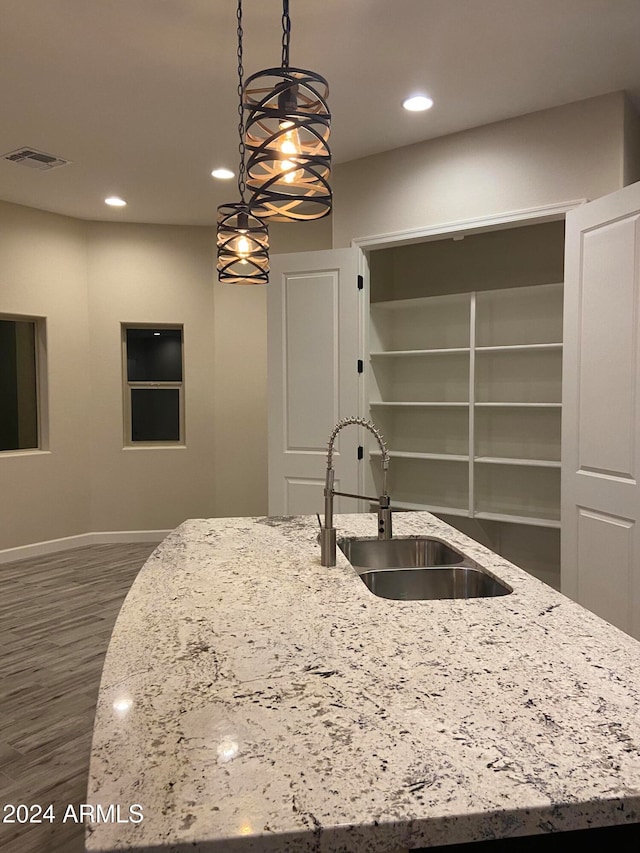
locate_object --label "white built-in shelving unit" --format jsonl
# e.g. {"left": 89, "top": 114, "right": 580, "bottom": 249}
{"left": 364, "top": 222, "right": 565, "bottom": 586}
{"left": 368, "top": 282, "right": 563, "bottom": 529}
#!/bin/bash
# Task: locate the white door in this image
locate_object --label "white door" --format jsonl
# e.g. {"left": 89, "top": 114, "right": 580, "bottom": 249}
{"left": 562, "top": 181, "right": 640, "bottom": 638}
{"left": 267, "top": 248, "right": 362, "bottom": 516}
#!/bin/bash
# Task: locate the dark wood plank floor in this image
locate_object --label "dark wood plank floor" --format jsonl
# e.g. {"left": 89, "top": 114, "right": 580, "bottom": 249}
{"left": 0, "top": 543, "right": 156, "bottom": 852}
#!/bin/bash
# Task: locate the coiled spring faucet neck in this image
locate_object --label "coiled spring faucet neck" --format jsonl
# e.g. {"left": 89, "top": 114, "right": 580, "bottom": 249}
{"left": 320, "top": 417, "right": 392, "bottom": 567}
{"left": 326, "top": 416, "right": 390, "bottom": 470}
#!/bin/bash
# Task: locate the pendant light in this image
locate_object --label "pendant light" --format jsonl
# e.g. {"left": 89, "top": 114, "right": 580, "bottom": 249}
{"left": 243, "top": 0, "right": 331, "bottom": 222}
{"left": 217, "top": 0, "right": 269, "bottom": 285}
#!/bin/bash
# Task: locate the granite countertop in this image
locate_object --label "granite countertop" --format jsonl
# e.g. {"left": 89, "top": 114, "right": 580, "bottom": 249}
{"left": 86, "top": 512, "right": 640, "bottom": 852}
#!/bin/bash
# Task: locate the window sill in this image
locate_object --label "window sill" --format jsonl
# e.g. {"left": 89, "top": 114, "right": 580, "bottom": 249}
{"left": 0, "top": 449, "right": 51, "bottom": 458}
{"left": 122, "top": 444, "right": 187, "bottom": 451}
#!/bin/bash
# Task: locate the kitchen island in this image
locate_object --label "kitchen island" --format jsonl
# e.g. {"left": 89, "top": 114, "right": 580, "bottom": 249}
{"left": 86, "top": 513, "right": 640, "bottom": 852}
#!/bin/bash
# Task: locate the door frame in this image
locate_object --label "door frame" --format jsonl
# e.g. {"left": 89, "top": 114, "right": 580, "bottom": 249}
{"left": 351, "top": 199, "right": 585, "bottom": 251}
{"left": 349, "top": 199, "right": 586, "bottom": 517}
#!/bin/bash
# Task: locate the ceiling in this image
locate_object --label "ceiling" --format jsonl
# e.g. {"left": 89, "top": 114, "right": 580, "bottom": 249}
{"left": 1, "top": 0, "right": 640, "bottom": 226}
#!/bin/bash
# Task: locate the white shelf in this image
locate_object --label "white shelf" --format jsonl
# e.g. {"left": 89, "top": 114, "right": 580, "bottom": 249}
{"left": 473, "top": 511, "right": 561, "bottom": 530}
{"left": 387, "top": 501, "right": 471, "bottom": 517}
{"left": 475, "top": 456, "right": 560, "bottom": 468}
{"left": 475, "top": 402, "right": 561, "bottom": 408}
{"left": 371, "top": 450, "right": 469, "bottom": 462}
{"left": 370, "top": 401, "right": 470, "bottom": 408}
{"left": 475, "top": 405, "right": 561, "bottom": 461}
{"left": 476, "top": 343, "right": 562, "bottom": 353}
{"left": 475, "top": 282, "right": 564, "bottom": 348}
{"left": 475, "top": 346, "right": 562, "bottom": 404}
{"left": 370, "top": 348, "right": 470, "bottom": 357}
{"left": 370, "top": 292, "right": 470, "bottom": 352}
{"left": 371, "top": 294, "right": 469, "bottom": 311}
{"left": 369, "top": 405, "right": 469, "bottom": 457}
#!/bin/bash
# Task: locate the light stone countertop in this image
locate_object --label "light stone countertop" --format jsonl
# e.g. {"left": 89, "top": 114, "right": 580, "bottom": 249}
{"left": 86, "top": 512, "right": 640, "bottom": 852}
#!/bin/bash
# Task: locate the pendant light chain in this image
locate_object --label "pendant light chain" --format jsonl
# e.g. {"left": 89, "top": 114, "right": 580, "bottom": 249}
{"left": 236, "top": 0, "right": 246, "bottom": 201}
{"left": 281, "top": 0, "right": 291, "bottom": 68}
{"left": 216, "top": 0, "right": 269, "bottom": 284}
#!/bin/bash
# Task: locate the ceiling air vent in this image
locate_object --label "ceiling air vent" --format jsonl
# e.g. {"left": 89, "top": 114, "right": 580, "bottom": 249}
{"left": 3, "top": 147, "right": 70, "bottom": 170}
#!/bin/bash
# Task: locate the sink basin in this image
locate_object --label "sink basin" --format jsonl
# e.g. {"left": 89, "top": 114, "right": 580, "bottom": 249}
{"left": 358, "top": 565, "right": 511, "bottom": 600}
{"left": 338, "top": 536, "right": 466, "bottom": 570}
{"left": 338, "top": 536, "right": 512, "bottom": 601}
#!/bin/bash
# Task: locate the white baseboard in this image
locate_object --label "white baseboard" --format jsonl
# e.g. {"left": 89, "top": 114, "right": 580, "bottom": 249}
{"left": 0, "top": 529, "right": 172, "bottom": 565}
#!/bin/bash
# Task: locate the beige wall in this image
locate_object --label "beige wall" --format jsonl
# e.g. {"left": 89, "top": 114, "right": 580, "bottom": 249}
{"left": 86, "top": 222, "right": 218, "bottom": 532}
{"left": 269, "top": 217, "right": 333, "bottom": 255}
{"left": 0, "top": 204, "right": 330, "bottom": 549}
{"left": 0, "top": 201, "right": 91, "bottom": 548}
{"left": 333, "top": 93, "right": 627, "bottom": 247}
{"left": 212, "top": 282, "right": 267, "bottom": 516}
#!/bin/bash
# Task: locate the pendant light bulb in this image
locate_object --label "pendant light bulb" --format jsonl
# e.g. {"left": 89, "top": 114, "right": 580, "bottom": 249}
{"left": 279, "top": 122, "right": 302, "bottom": 183}
{"left": 237, "top": 234, "right": 250, "bottom": 257}
{"left": 236, "top": 209, "right": 251, "bottom": 257}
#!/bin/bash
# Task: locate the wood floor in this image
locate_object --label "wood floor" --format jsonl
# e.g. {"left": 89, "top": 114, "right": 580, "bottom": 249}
{"left": 0, "top": 543, "right": 156, "bottom": 853}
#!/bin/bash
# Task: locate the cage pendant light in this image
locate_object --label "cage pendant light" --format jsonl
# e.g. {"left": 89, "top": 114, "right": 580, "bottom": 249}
{"left": 243, "top": 0, "right": 331, "bottom": 222}
{"left": 217, "top": 0, "right": 269, "bottom": 285}
{"left": 216, "top": 203, "right": 269, "bottom": 284}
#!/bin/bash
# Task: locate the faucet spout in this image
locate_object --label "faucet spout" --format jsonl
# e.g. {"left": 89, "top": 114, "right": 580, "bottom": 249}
{"left": 320, "top": 417, "right": 392, "bottom": 567}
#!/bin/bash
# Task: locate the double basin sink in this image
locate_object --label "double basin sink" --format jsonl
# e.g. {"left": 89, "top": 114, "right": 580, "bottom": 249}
{"left": 338, "top": 536, "right": 511, "bottom": 601}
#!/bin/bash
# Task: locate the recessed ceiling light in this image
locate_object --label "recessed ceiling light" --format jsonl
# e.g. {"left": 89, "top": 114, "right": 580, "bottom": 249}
{"left": 402, "top": 95, "right": 434, "bottom": 112}
{"left": 211, "top": 168, "right": 235, "bottom": 180}
{"left": 153, "top": 332, "right": 161, "bottom": 336}
{"left": 105, "top": 196, "right": 127, "bottom": 207}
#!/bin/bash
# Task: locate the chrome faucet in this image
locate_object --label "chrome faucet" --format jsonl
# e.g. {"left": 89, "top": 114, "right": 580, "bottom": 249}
{"left": 320, "top": 416, "right": 392, "bottom": 567}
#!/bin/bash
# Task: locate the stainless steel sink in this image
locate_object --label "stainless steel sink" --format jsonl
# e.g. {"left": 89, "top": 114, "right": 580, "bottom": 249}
{"left": 339, "top": 536, "right": 466, "bottom": 570}
{"left": 338, "top": 536, "right": 512, "bottom": 601}
{"left": 358, "top": 565, "right": 511, "bottom": 600}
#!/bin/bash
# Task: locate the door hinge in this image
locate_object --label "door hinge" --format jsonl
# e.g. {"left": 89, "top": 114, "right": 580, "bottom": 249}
{"left": 357, "top": 445, "right": 364, "bottom": 460}
{"left": 357, "top": 274, "right": 364, "bottom": 290}
{"left": 357, "top": 358, "right": 364, "bottom": 373}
